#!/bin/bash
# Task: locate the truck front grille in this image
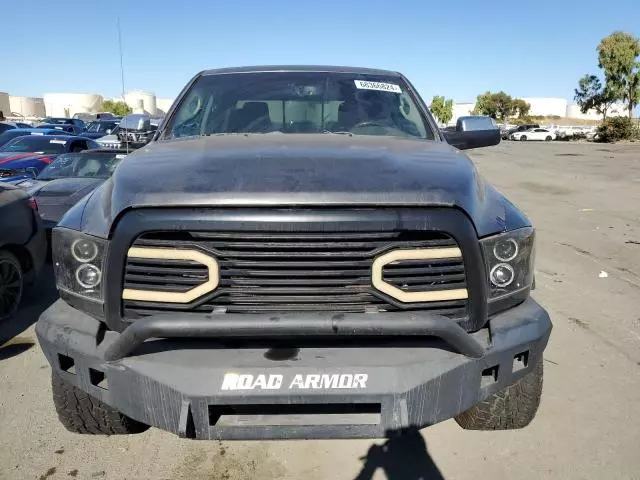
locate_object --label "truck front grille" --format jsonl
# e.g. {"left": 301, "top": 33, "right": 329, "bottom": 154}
{"left": 122, "top": 231, "right": 468, "bottom": 319}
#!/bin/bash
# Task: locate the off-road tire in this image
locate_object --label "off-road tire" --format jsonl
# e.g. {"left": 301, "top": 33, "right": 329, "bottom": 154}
{"left": 455, "top": 359, "right": 543, "bottom": 430}
{"left": 52, "top": 372, "right": 149, "bottom": 435}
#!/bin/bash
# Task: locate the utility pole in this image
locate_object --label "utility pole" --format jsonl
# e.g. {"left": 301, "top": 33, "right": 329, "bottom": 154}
{"left": 117, "top": 16, "right": 126, "bottom": 101}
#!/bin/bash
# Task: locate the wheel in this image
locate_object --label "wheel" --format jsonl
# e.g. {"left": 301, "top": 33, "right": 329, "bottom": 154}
{"left": 52, "top": 372, "right": 149, "bottom": 435}
{"left": 545, "top": 136, "right": 552, "bottom": 141}
{"left": 0, "top": 250, "right": 23, "bottom": 322}
{"left": 455, "top": 359, "right": 543, "bottom": 430}
{"left": 520, "top": 135, "right": 527, "bottom": 141}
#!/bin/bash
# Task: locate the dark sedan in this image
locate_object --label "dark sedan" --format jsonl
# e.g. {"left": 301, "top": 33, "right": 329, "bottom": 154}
{"left": 0, "top": 128, "right": 70, "bottom": 148}
{"left": 14, "top": 149, "right": 128, "bottom": 231}
{"left": 0, "top": 135, "right": 101, "bottom": 183}
{"left": 0, "top": 183, "right": 46, "bottom": 321}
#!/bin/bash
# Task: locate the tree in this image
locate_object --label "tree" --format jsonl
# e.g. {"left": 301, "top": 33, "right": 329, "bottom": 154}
{"left": 512, "top": 99, "right": 531, "bottom": 118}
{"left": 597, "top": 32, "right": 640, "bottom": 118}
{"left": 472, "top": 91, "right": 524, "bottom": 122}
{"left": 102, "top": 99, "right": 132, "bottom": 116}
{"left": 573, "top": 74, "right": 619, "bottom": 120}
{"left": 429, "top": 95, "right": 453, "bottom": 125}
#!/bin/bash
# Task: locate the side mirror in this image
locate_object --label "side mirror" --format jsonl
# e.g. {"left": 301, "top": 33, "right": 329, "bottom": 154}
{"left": 105, "top": 129, "right": 112, "bottom": 135}
{"left": 442, "top": 115, "right": 501, "bottom": 150}
{"left": 26, "top": 167, "right": 39, "bottom": 178}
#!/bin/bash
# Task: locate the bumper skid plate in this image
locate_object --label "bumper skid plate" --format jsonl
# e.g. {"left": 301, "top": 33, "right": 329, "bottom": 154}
{"left": 36, "top": 298, "right": 551, "bottom": 440}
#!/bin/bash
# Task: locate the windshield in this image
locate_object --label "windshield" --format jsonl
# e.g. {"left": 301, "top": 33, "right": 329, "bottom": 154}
{"left": 164, "top": 72, "right": 434, "bottom": 140}
{"left": 0, "top": 131, "right": 40, "bottom": 148}
{"left": 85, "top": 121, "right": 118, "bottom": 133}
{"left": 37, "top": 152, "right": 123, "bottom": 180}
{"left": 0, "top": 136, "right": 67, "bottom": 154}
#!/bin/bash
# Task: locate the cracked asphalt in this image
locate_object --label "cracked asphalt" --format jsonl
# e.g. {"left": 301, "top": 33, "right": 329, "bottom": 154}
{"left": 1, "top": 141, "right": 639, "bottom": 479}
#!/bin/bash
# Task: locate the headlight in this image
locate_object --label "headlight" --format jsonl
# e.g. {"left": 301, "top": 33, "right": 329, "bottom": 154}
{"left": 53, "top": 227, "right": 107, "bottom": 301}
{"left": 480, "top": 227, "right": 535, "bottom": 308}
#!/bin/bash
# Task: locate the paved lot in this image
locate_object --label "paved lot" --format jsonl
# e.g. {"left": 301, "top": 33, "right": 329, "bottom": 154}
{"left": 1, "top": 141, "right": 640, "bottom": 480}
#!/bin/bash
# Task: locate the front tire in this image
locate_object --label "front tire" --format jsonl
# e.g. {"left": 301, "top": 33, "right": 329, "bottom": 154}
{"left": 545, "top": 136, "right": 552, "bottom": 141}
{"left": 455, "top": 359, "right": 543, "bottom": 430}
{"left": 520, "top": 135, "right": 527, "bottom": 141}
{"left": 0, "top": 250, "right": 23, "bottom": 322}
{"left": 52, "top": 373, "right": 149, "bottom": 435}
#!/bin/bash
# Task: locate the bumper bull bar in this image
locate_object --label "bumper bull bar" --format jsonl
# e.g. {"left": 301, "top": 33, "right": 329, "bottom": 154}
{"left": 36, "top": 298, "right": 551, "bottom": 440}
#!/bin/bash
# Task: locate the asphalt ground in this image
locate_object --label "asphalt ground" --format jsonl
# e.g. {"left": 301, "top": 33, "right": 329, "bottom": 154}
{"left": 1, "top": 140, "right": 639, "bottom": 480}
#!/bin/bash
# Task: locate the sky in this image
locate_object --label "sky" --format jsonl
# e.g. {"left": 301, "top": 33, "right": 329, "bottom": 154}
{"left": 2, "top": 0, "right": 640, "bottom": 105}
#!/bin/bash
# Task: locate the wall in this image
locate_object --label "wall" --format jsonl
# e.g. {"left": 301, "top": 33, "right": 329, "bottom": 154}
{"left": 451, "top": 102, "right": 475, "bottom": 125}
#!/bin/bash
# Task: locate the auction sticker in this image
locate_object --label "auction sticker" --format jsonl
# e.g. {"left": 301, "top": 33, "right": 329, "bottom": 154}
{"left": 354, "top": 80, "right": 402, "bottom": 93}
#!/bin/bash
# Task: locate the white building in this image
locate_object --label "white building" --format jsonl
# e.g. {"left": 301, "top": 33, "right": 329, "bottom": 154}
{"left": 9, "top": 96, "right": 46, "bottom": 117}
{"left": 0, "top": 92, "right": 10, "bottom": 117}
{"left": 450, "top": 102, "right": 475, "bottom": 125}
{"left": 123, "top": 90, "right": 157, "bottom": 115}
{"left": 520, "top": 97, "right": 567, "bottom": 117}
{"left": 156, "top": 97, "right": 174, "bottom": 115}
{"left": 43, "top": 93, "right": 103, "bottom": 117}
{"left": 565, "top": 103, "right": 626, "bottom": 120}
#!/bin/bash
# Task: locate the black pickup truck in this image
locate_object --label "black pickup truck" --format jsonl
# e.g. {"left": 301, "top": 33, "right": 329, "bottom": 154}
{"left": 37, "top": 66, "right": 551, "bottom": 440}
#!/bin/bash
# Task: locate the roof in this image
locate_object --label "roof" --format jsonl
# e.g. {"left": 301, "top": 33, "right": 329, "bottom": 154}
{"left": 201, "top": 65, "right": 402, "bottom": 76}
{"left": 6, "top": 128, "right": 61, "bottom": 133}
{"left": 17, "top": 134, "right": 77, "bottom": 140}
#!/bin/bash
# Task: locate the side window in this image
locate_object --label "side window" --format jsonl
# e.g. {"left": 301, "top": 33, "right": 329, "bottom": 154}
{"left": 72, "top": 140, "right": 88, "bottom": 152}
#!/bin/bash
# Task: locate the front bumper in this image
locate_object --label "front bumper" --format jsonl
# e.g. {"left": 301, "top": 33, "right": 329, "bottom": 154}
{"left": 36, "top": 298, "right": 551, "bottom": 440}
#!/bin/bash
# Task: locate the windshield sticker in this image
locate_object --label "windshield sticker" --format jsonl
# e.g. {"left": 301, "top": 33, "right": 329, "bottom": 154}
{"left": 50, "top": 140, "right": 67, "bottom": 145}
{"left": 354, "top": 80, "right": 402, "bottom": 93}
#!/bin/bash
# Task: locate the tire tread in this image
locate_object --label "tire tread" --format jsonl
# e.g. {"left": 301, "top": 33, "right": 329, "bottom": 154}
{"left": 455, "top": 359, "right": 543, "bottom": 430}
{"left": 52, "top": 373, "right": 148, "bottom": 435}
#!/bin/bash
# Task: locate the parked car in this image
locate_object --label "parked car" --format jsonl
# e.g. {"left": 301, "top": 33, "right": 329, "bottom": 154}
{"left": 0, "top": 135, "right": 101, "bottom": 183}
{"left": 502, "top": 123, "right": 540, "bottom": 140}
{"left": 0, "top": 128, "right": 70, "bottom": 148}
{"left": 37, "top": 65, "right": 551, "bottom": 442}
{"left": 81, "top": 119, "right": 120, "bottom": 139}
{"left": 511, "top": 128, "right": 555, "bottom": 141}
{"left": 38, "top": 118, "right": 85, "bottom": 134}
{"left": 36, "top": 124, "right": 78, "bottom": 135}
{"left": 14, "top": 149, "right": 127, "bottom": 233}
{"left": 0, "top": 121, "right": 34, "bottom": 133}
{"left": 0, "top": 183, "right": 47, "bottom": 321}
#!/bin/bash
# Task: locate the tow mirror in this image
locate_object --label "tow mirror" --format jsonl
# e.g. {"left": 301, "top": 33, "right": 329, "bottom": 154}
{"left": 442, "top": 115, "right": 501, "bottom": 150}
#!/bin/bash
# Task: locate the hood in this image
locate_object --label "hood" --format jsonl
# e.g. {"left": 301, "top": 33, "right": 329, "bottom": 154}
{"left": 70, "top": 134, "right": 529, "bottom": 237}
{"left": 30, "top": 177, "right": 106, "bottom": 224}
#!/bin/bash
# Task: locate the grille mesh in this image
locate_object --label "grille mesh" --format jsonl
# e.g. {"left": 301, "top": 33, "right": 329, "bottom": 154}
{"left": 122, "top": 231, "right": 468, "bottom": 319}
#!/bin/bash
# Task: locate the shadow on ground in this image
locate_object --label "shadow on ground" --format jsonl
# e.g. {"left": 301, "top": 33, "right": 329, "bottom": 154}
{"left": 0, "top": 264, "right": 58, "bottom": 350}
{"left": 354, "top": 427, "right": 444, "bottom": 480}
